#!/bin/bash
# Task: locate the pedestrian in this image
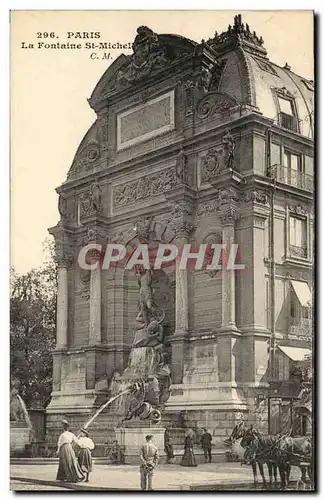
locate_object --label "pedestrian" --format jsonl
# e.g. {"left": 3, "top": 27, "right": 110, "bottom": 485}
{"left": 201, "top": 428, "right": 212, "bottom": 463}
{"left": 56, "top": 420, "right": 85, "bottom": 483}
{"left": 180, "top": 430, "right": 197, "bottom": 467}
{"left": 77, "top": 428, "right": 95, "bottom": 482}
{"left": 140, "top": 434, "right": 159, "bottom": 491}
{"left": 110, "top": 439, "right": 123, "bottom": 465}
{"left": 164, "top": 428, "right": 174, "bottom": 464}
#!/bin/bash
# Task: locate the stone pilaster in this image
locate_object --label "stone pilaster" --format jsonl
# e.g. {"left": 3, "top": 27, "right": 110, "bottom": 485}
{"left": 235, "top": 190, "right": 271, "bottom": 384}
{"left": 52, "top": 224, "right": 73, "bottom": 349}
{"left": 56, "top": 263, "right": 69, "bottom": 349}
{"left": 168, "top": 197, "right": 195, "bottom": 384}
{"left": 89, "top": 265, "right": 102, "bottom": 345}
{"left": 220, "top": 213, "right": 238, "bottom": 331}
{"left": 217, "top": 197, "right": 241, "bottom": 386}
{"left": 85, "top": 226, "right": 105, "bottom": 346}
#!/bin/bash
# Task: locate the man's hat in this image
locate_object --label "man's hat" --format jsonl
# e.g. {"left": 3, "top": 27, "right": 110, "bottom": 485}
{"left": 81, "top": 428, "right": 89, "bottom": 436}
{"left": 62, "top": 419, "right": 69, "bottom": 425}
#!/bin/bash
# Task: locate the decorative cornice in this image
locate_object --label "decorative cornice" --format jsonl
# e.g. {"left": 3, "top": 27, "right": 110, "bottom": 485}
{"left": 197, "top": 187, "right": 239, "bottom": 218}
{"left": 242, "top": 189, "right": 269, "bottom": 205}
{"left": 288, "top": 204, "right": 308, "bottom": 217}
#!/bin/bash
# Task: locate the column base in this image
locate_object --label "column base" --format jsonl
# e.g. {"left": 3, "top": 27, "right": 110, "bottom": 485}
{"left": 166, "top": 382, "right": 247, "bottom": 412}
{"left": 240, "top": 326, "right": 271, "bottom": 337}
{"left": 218, "top": 326, "right": 241, "bottom": 336}
{"left": 46, "top": 389, "right": 102, "bottom": 414}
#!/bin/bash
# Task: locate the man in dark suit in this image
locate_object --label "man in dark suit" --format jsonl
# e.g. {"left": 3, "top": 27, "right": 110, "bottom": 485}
{"left": 201, "top": 428, "right": 212, "bottom": 463}
{"left": 140, "top": 435, "right": 159, "bottom": 490}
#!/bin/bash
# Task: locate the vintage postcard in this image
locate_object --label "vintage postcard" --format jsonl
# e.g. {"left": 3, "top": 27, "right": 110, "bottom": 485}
{"left": 10, "top": 10, "right": 314, "bottom": 491}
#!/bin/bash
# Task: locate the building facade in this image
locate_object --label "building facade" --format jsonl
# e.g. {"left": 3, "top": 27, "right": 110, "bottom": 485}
{"left": 46, "top": 16, "right": 314, "bottom": 454}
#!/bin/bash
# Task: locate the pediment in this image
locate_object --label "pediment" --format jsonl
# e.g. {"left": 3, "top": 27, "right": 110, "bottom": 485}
{"left": 89, "top": 27, "right": 197, "bottom": 107}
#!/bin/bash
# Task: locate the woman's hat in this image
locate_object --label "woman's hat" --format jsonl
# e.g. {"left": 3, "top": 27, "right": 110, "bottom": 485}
{"left": 81, "top": 428, "right": 89, "bottom": 436}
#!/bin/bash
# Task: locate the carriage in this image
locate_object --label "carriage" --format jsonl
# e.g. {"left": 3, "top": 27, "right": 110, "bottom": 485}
{"left": 225, "top": 419, "right": 313, "bottom": 490}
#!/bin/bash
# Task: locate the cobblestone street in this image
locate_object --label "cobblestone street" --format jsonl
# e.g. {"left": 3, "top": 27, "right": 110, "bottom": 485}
{"left": 10, "top": 462, "right": 304, "bottom": 491}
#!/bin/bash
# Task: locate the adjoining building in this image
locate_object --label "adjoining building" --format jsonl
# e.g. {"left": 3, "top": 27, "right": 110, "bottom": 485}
{"left": 47, "top": 15, "right": 314, "bottom": 456}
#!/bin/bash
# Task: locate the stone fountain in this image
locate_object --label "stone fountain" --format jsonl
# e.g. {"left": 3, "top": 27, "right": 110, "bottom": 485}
{"left": 111, "top": 266, "right": 171, "bottom": 463}
{"left": 10, "top": 380, "right": 34, "bottom": 455}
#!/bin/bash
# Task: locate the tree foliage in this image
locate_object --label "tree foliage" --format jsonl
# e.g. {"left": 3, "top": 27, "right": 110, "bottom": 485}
{"left": 10, "top": 239, "right": 57, "bottom": 408}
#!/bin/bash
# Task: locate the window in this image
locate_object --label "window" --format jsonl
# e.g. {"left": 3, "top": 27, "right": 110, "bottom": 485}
{"left": 253, "top": 57, "right": 278, "bottom": 77}
{"left": 278, "top": 97, "right": 294, "bottom": 115}
{"left": 289, "top": 216, "right": 307, "bottom": 258}
{"left": 283, "top": 151, "right": 302, "bottom": 187}
{"left": 302, "top": 79, "right": 314, "bottom": 92}
{"left": 277, "top": 95, "right": 299, "bottom": 132}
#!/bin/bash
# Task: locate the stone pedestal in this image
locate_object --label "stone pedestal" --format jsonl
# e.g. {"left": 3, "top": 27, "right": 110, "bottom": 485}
{"left": 115, "top": 426, "right": 166, "bottom": 464}
{"left": 10, "top": 424, "right": 31, "bottom": 454}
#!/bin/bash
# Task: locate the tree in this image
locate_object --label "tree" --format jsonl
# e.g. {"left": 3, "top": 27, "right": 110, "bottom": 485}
{"left": 10, "top": 239, "right": 57, "bottom": 408}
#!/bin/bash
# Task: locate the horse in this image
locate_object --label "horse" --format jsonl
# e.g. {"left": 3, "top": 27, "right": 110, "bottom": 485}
{"left": 239, "top": 425, "right": 291, "bottom": 489}
{"left": 225, "top": 422, "right": 281, "bottom": 488}
{"left": 239, "top": 426, "right": 312, "bottom": 490}
{"left": 277, "top": 435, "right": 312, "bottom": 489}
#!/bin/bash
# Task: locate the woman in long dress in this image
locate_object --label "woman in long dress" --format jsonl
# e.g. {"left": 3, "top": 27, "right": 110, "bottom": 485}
{"left": 180, "top": 430, "right": 197, "bottom": 467}
{"left": 76, "top": 429, "right": 95, "bottom": 482}
{"left": 56, "top": 420, "right": 85, "bottom": 482}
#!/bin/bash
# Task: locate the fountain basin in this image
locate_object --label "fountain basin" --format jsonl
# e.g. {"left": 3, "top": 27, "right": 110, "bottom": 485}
{"left": 10, "top": 423, "right": 31, "bottom": 453}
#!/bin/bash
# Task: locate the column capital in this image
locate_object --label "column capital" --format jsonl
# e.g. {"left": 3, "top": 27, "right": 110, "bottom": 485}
{"left": 219, "top": 204, "right": 240, "bottom": 225}
{"left": 53, "top": 230, "right": 73, "bottom": 267}
{"left": 169, "top": 199, "right": 196, "bottom": 239}
{"left": 56, "top": 259, "right": 70, "bottom": 268}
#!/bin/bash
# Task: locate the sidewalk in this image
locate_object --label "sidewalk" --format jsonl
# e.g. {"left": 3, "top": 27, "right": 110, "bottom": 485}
{"left": 10, "top": 462, "right": 302, "bottom": 491}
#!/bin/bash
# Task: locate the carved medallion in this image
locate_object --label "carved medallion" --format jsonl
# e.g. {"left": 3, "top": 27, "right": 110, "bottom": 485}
{"left": 202, "top": 149, "right": 222, "bottom": 181}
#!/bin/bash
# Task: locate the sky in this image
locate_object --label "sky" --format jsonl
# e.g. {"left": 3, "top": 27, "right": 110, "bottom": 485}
{"left": 10, "top": 10, "right": 314, "bottom": 273}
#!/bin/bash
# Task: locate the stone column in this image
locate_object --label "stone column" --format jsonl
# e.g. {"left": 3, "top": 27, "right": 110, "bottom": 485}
{"left": 56, "top": 263, "right": 68, "bottom": 349}
{"left": 221, "top": 218, "right": 237, "bottom": 330}
{"left": 217, "top": 195, "right": 241, "bottom": 385}
{"left": 175, "top": 235, "right": 189, "bottom": 334}
{"left": 169, "top": 200, "right": 195, "bottom": 384}
{"left": 89, "top": 258, "right": 102, "bottom": 345}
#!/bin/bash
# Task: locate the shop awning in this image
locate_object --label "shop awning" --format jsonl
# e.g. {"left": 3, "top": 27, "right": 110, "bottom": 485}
{"left": 278, "top": 345, "right": 311, "bottom": 362}
{"left": 291, "top": 280, "right": 312, "bottom": 307}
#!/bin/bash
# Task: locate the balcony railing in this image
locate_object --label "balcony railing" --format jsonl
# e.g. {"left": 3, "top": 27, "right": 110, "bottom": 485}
{"left": 289, "top": 318, "right": 313, "bottom": 340}
{"left": 290, "top": 245, "right": 307, "bottom": 259}
{"left": 271, "top": 165, "right": 313, "bottom": 192}
{"left": 278, "top": 112, "right": 299, "bottom": 132}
